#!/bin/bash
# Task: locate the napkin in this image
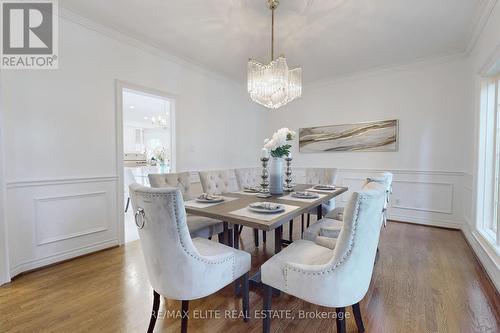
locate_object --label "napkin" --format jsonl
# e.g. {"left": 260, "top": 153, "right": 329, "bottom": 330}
{"left": 293, "top": 191, "right": 317, "bottom": 197}
{"left": 249, "top": 202, "right": 280, "bottom": 210}
{"left": 197, "top": 193, "right": 220, "bottom": 200}
{"left": 313, "top": 184, "right": 336, "bottom": 190}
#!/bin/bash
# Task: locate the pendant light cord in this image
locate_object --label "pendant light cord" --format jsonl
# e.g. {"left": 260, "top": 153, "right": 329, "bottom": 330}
{"left": 271, "top": 7, "right": 275, "bottom": 61}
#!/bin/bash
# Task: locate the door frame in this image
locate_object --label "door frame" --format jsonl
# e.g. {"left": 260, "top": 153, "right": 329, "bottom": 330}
{"left": 115, "top": 80, "right": 178, "bottom": 244}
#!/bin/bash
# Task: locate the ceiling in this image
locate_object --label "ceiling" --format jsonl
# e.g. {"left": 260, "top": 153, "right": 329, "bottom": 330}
{"left": 61, "top": 0, "right": 489, "bottom": 83}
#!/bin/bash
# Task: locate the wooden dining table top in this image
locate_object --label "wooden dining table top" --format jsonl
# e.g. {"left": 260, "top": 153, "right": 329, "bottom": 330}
{"left": 185, "top": 184, "right": 348, "bottom": 231}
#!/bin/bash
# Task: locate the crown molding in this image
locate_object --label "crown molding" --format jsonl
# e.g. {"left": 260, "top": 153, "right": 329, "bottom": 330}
{"left": 304, "top": 51, "right": 467, "bottom": 89}
{"left": 465, "top": 0, "right": 499, "bottom": 55}
{"left": 58, "top": 7, "right": 243, "bottom": 88}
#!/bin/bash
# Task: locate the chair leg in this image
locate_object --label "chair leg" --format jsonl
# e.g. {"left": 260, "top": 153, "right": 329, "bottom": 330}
{"left": 262, "top": 230, "right": 266, "bottom": 243}
{"left": 335, "top": 307, "right": 346, "bottom": 333}
{"left": 253, "top": 228, "right": 259, "bottom": 247}
{"left": 352, "top": 302, "right": 365, "bottom": 332}
{"left": 148, "top": 290, "right": 161, "bottom": 333}
{"left": 181, "top": 300, "right": 189, "bottom": 333}
{"left": 241, "top": 272, "right": 250, "bottom": 322}
{"left": 307, "top": 213, "right": 311, "bottom": 227}
{"left": 263, "top": 284, "right": 273, "bottom": 333}
{"left": 125, "top": 197, "right": 131, "bottom": 213}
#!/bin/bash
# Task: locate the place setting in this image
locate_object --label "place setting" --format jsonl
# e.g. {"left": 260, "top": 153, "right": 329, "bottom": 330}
{"left": 278, "top": 190, "right": 326, "bottom": 202}
{"left": 229, "top": 201, "right": 299, "bottom": 221}
{"left": 184, "top": 193, "right": 237, "bottom": 208}
{"left": 306, "top": 184, "right": 338, "bottom": 193}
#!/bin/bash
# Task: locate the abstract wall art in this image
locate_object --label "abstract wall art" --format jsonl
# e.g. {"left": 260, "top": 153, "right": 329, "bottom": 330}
{"left": 299, "top": 119, "right": 398, "bottom": 152}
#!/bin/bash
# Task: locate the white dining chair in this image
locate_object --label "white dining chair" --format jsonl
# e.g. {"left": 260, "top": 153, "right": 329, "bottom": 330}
{"left": 199, "top": 169, "right": 263, "bottom": 248}
{"left": 148, "top": 172, "right": 225, "bottom": 240}
{"left": 326, "top": 172, "right": 393, "bottom": 224}
{"left": 303, "top": 168, "right": 338, "bottom": 232}
{"left": 124, "top": 168, "right": 137, "bottom": 213}
{"left": 261, "top": 187, "right": 386, "bottom": 333}
{"left": 235, "top": 167, "right": 261, "bottom": 189}
{"left": 129, "top": 184, "right": 251, "bottom": 333}
{"left": 303, "top": 180, "right": 387, "bottom": 249}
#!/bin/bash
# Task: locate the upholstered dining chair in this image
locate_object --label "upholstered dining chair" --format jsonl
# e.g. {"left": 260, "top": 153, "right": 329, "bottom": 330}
{"left": 149, "top": 172, "right": 225, "bottom": 241}
{"left": 199, "top": 169, "right": 263, "bottom": 248}
{"left": 326, "top": 172, "right": 393, "bottom": 224}
{"left": 303, "top": 180, "right": 387, "bottom": 249}
{"left": 302, "top": 168, "right": 339, "bottom": 233}
{"left": 124, "top": 169, "right": 137, "bottom": 213}
{"left": 261, "top": 187, "right": 386, "bottom": 333}
{"left": 129, "top": 184, "right": 251, "bottom": 333}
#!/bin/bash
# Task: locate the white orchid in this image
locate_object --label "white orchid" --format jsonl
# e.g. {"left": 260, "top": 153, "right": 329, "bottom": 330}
{"left": 263, "top": 127, "right": 295, "bottom": 158}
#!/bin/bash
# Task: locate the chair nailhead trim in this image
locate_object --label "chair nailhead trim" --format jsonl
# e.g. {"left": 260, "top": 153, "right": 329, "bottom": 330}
{"left": 134, "top": 190, "right": 236, "bottom": 279}
{"left": 283, "top": 193, "right": 364, "bottom": 289}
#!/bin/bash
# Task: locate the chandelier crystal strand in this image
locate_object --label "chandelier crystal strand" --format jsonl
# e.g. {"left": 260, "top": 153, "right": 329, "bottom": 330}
{"left": 247, "top": 0, "right": 302, "bottom": 109}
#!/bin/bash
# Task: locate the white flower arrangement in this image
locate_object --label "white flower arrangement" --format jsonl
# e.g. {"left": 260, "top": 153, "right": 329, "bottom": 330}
{"left": 263, "top": 127, "right": 296, "bottom": 158}
{"left": 153, "top": 146, "right": 167, "bottom": 163}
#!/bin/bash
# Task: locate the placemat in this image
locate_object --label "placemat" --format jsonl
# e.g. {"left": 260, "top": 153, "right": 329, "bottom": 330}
{"left": 184, "top": 196, "right": 238, "bottom": 208}
{"left": 229, "top": 203, "right": 299, "bottom": 221}
{"left": 278, "top": 193, "right": 326, "bottom": 202}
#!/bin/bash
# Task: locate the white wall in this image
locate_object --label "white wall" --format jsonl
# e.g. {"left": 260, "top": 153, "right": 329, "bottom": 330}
{"left": 265, "top": 57, "right": 470, "bottom": 229}
{"left": 0, "top": 12, "right": 264, "bottom": 279}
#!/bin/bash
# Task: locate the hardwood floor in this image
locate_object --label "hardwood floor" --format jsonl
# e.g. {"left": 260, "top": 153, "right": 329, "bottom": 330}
{"left": 1, "top": 221, "right": 499, "bottom": 332}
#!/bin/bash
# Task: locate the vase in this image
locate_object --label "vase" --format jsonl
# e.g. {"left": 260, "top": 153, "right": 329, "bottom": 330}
{"left": 269, "top": 157, "right": 283, "bottom": 195}
{"left": 160, "top": 162, "right": 167, "bottom": 173}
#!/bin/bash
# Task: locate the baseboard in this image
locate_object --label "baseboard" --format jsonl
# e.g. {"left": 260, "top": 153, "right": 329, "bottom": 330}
{"left": 9, "top": 239, "right": 119, "bottom": 280}
{"left": 461, "top": 226, "right": 500, "bottom": 293}
{"left": 386, "top": 213, "right": 462, "bottom": 229}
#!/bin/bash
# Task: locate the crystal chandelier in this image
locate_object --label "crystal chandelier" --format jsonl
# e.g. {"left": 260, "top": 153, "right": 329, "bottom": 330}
{"left": 247, "top": 0, "right": 302, "bottom": 109}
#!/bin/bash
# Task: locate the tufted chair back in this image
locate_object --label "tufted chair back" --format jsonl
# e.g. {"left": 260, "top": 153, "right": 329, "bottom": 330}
{"left": 148, "top": 172, "right": 193, "bottom": 200}
{"left": 305, "top": 168, "right": 338, "bottom": 185}
{"left": 198, "top": 169, "right": 239, "bottom": 194}
{"left": 283, "top": 184, "right": 385, "bottom": 307}
{"left": 129, "top": 184, "right": 239, "bottom": 300}
{"left": 235, "top": 168, "right": 261, "bottom": 189}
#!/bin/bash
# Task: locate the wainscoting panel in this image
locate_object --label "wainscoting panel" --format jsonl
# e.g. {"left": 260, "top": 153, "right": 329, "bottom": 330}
{"left": 6, "top": 176, "right": 118, "bottom": 278}
{"left": 190, "top": 167, "right": 465, "bottom": 229}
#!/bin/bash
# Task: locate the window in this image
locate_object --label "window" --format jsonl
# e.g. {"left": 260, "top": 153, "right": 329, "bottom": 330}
{"left": 479, "top": 77, "right": 500, "bottom": 246}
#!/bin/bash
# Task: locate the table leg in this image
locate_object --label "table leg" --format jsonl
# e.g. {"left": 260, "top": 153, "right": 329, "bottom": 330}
{"left": 223, "top": 222, "right": 233, "bottom": 247}
{"left": 233, "top": 224, "right": 239, "bottom": 249}
{"left": 317, "top": 205, "right": 323, "bottom": 220}
{"left": 275, "top": 225, "right": 283, "bottom": 254}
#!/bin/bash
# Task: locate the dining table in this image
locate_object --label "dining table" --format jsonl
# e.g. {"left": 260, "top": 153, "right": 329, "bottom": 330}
{"left": 184, "top": 184, "right": 348, "bottom": 287}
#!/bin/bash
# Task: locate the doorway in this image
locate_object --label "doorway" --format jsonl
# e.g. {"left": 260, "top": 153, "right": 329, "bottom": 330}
{"left": 117, "top": 83, "right": 176, "bottom": 243}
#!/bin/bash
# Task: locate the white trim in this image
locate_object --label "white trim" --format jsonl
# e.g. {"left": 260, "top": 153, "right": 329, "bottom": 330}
{"left": 462, "top": 224, "right": 500, "bottom": 292}
{"left": 116, "top": 80, "right": 178, "bottom": 245}
{"left": 9, "top": 239, "right": 119, "bottom": 278}
{"left": 58, "top": 7, "right": 241, "bottom": 87}
{"left": 388, "top": 214, "right": 462, "bottom": 230}
{"left": 6, "top": 176, "right": 118, "bottom": 189}
{"left": 34, "top": 191, "right": 109, "bottom": 245}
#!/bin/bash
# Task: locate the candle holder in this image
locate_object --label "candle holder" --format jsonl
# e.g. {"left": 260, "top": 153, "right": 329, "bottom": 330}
{"left": 284, "top": 155, "right": 294, "bottom": 192}
{"left": 257, "top": 157, "right": 272, "bottom": 198}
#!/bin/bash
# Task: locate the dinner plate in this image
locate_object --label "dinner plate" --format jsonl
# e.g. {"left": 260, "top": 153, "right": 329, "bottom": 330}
{"left": 313, "top": 185, "right": 336, "bottom": 191}
{"left": 248, "top": 205, "right": 285, "bottom": 214}
{"left": 195, "top": 197, "right": 224, "bottom": 203}
{"left": 292, "top": 192, "right": 319, "bottom": 199}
